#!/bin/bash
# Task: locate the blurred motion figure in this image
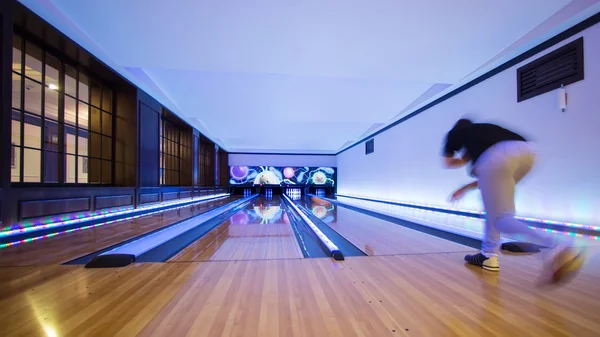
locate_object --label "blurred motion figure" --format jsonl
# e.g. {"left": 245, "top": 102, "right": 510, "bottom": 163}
{"left": 441, "top": 118, "right": 585, "bottom": 285}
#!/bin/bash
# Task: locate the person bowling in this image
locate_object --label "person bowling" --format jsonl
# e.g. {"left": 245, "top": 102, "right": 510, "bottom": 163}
{"left": 441, "top": 118, "right": 585, "bottom": 285}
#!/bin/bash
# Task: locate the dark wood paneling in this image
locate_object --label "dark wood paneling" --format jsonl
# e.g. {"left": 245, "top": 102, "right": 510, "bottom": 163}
{"left": 95, "top": 195, "right": 133, "bottom": 210}
{"left": 218, "top": 149, "right": 229, "bottom": 187}
{"left": 5, "top": 187, "right": 134, "bottom": 225}
{"left": 139, "top": 193, "right": 159, "bottom": 204}
{"left": 162, "top": 192, "right": 178, "bottom": 201}
{"left": 115, "top": 89, "right": 137, "bottom": 187}
{"left": 180, "top": 129, "right": 193, "bottom": 186}
{"left": 20, "top": 197, "right": 90, "bottom": 220}
{"left": 0, "top": 1, "right": 15, "bottom": 225}
{"left": 138, "top": 96, "right": 160, "bottom": 188}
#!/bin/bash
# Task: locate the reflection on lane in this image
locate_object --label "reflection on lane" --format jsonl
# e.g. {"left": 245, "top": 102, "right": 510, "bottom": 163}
{"left": 305, "top": 196, "right": 336, "bottom": 223}
{"left": 334, "top": 196, "right": 600, "bottom": 248}
{"left": 0, "top": 197, "right": 237, "bottom": 266}
{"left": 169, "top": 197, "right": 304, "bottom": 262}
{"left": 300, "top": 196, "right": 470, "bottom": 256}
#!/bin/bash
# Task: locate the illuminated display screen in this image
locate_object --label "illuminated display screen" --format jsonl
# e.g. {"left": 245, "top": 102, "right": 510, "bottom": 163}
{"left": 229, "top": 166, "right": 336, "bottom": 186}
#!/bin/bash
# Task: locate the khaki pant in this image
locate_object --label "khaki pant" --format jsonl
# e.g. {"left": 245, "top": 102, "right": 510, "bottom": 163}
{"left": 472, "top": 141, "right": 557, "bottom": 256}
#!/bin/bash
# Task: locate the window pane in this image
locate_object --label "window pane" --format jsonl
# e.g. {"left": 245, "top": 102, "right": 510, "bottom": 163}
{"left": 78, "top": 129, "right": 89, "bottom": 156}
{"left": 44, "top": 119, "right": 59, "bottom": 152}
{"left": 102, "top": 87, "right": 112, "bottom": 112}
{"left": 64, "top": 96, "right": 77, "bottom": 125}
{"left": 101, "top": 112, "right": 112, "bottom": 136}
{"left": 11, "top": 146, "right": 21, "bottom": 182}
{"left": 78, "top": 73, "right": 89, "bottom": 103}
{"left": 23, "top": 114, "right": 42, "bottom": 149}
{"left": 65, "top": 125, "right": 76, "bottom": 154}
{"left": 78, "top": 101, "right": 89, "bottom": 129}
{"left": 23, "top": 148, "right": 41, "bottom": 182}
{"left": 13, "top": 35, "right": 22, "bottom": 73}
{"left": 78, "top": 156, "right": 89, "bottom": 183}
{"left": 45, "top": 54, "right": 61, "bottom": 91}
{"left": 88, "top": 158, "right": 101, "bottom": 184}
{"left": 91, "top": 81, "right": 102, "bottom": 108}
{"left": 25, "top": 41, "right": 43, "bottom": 82}
{"left": 44, "top": 151, "right": 59, "bottom": 183}
{"left": 45, "top": 86, "right": 59, "bottom": 121}
{"left": 12, "top": 112, "right": 21, "bottom": 146}
{"left": 12, "top": 73, "right": 21, "bottom": 109}
{"left": 90, "top": 107, "right": 101, "bottom": 133}
{"left": 102, "top": 136, "right": 112, "bottom": 160}
{"left": 65, "top": 65, "right": 77, "bottom": 97}
{"left": 90, "top": 132, "right": 101, "bottom": 158}
{"left": 24, "top": 78, "right": 42, "bottom": 115}
{"left": 102, "top": 160, "right": 112, "bottom": 184}
{"left": 65, "top": 154, "right": 76, "bottom": 183}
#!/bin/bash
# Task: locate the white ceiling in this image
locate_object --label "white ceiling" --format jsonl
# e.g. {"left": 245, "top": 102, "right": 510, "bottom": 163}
{"left": 19, "top": 0, "right": 595, "bottom": 153}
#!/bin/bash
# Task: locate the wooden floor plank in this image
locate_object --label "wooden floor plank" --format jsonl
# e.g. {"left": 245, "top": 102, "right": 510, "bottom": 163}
{"left": 1, "top": 249, "right": 599, "bottom": 337}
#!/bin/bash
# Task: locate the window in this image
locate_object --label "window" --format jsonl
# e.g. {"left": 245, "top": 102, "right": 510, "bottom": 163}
{"left": 160, "top": 119, "right": 181, "bottom": 185}
{"left": 11, "top": 35, "right": 113, "bottom": 184}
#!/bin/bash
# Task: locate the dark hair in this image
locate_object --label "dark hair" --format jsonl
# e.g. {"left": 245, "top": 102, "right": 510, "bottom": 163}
{"left": 453, "top": 118, "right": 472, "bottom": 129}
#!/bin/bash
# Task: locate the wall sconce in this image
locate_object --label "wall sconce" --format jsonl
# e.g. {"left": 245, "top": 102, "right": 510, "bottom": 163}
{"left": 559, "top": 84, "right": 567, "bottom": 112}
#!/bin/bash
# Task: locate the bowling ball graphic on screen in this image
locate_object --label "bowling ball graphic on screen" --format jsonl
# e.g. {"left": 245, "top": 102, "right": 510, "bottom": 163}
{"left": 230, "top": 166, "right": 249, "bottom": 181}
{"left": 254, "top": 170, "right": 281, "bottom": 185}
{"left": 283, "top": 167, "right": 295, "bottom": 179}
{"left": 311, "top": 171, "right": 327, "bottom": 185}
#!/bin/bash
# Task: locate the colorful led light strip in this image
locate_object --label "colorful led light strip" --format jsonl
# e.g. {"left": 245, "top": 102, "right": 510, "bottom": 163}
{"left": 336, "top": 194, "right": 600, "bottom": 232}
{"left": 527, "top": 226, "right": 600, "bottom": 240}
{"left": 0, "top": 194, "right": 230, "bottom": 239}
{"left": 0, "top": 195, "right": 232, "bottom": 249}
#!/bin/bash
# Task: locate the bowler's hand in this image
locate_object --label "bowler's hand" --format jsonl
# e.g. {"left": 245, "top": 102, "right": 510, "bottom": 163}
{"left": 448, "top": 188, "right": 467, "bottom": 203}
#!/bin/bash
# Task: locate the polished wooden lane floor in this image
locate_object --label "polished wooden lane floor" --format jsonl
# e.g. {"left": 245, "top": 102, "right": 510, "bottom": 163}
{"left": 1, "top": 250, "right": 599, "bottom": 337}
{"left": 0, "top": 198, "right": 234, "bottom": 266}
{"left": 170, "top": 201, "right": 304, "bottom": 262}
{"left": 303, "top": 198, "right": 473, "bottom": 256}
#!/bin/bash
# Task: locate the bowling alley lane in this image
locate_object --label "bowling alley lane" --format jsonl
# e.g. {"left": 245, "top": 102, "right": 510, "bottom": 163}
{"left": 168, "top": 196, "right": 304, "bottom": 262}
{"left": 298, "top": 196, "right": 473, "bottom": 256}
{"left": 0, "top": 197, "right": 236, "bottom": 267}
{"left": 333, "top": 196, "right": 600, "bottom": 248}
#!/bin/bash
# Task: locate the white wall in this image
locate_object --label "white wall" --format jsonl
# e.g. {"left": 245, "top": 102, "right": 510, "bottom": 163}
{"left": 229, "top": 153, "right": 336, "bottom": 167}
{"left": 337, "top": 23, "right": 600, "bottom": 225}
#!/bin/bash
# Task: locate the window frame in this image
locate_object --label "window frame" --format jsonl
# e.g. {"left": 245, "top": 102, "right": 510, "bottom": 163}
{"left": 10, "top": 33, "right": 115, "bottom": 187}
